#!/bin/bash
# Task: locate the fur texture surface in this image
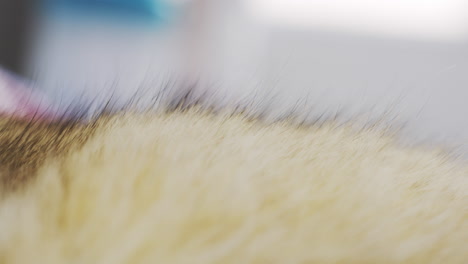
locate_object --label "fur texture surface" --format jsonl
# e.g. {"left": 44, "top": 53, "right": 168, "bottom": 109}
{"left": 0, "top": 108, "right": 466, "bottom": 263}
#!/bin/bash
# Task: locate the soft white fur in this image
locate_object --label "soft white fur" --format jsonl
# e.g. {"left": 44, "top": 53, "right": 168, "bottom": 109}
{"left": 0, "top": 109, "right": 466, "bottom": 263}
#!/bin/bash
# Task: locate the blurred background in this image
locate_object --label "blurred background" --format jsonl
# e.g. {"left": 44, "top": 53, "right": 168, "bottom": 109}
{"left": 1, "top": 0, "right": 468, "bottom": 153}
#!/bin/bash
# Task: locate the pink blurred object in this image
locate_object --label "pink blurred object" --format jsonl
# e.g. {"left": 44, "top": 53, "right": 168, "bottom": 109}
{"left": 0, "top": 68, "right": 56, "bottom": 121}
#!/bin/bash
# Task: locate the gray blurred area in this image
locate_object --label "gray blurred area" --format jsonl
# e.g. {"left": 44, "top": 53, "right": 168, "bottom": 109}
{"left": 263, "top": 30, "right": 468, "bottom": 153}
{"left": 0, "top": 0, "right": 36, "bottom": 73}
{"left": 3, "top": 0, "right": 468, "bottom": 154}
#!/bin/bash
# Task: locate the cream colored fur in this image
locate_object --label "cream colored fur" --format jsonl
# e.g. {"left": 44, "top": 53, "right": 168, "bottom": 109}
{"left": 0, "top": 109, "right": 467, "bottom": 263}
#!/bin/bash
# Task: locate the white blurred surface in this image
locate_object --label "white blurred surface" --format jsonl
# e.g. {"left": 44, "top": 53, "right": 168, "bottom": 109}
{"left": 247, "top": 0, "right": 468, "bottom": 41}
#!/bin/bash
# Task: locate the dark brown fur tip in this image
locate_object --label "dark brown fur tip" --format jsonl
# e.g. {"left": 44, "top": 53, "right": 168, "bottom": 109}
{"left": 0, "top": 116, "right": 100, "bottom": 192}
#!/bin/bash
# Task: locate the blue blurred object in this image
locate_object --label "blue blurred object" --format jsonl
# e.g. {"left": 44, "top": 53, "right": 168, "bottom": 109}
{"left": 43, "top": 0, "right": 178, "bottom": 23}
